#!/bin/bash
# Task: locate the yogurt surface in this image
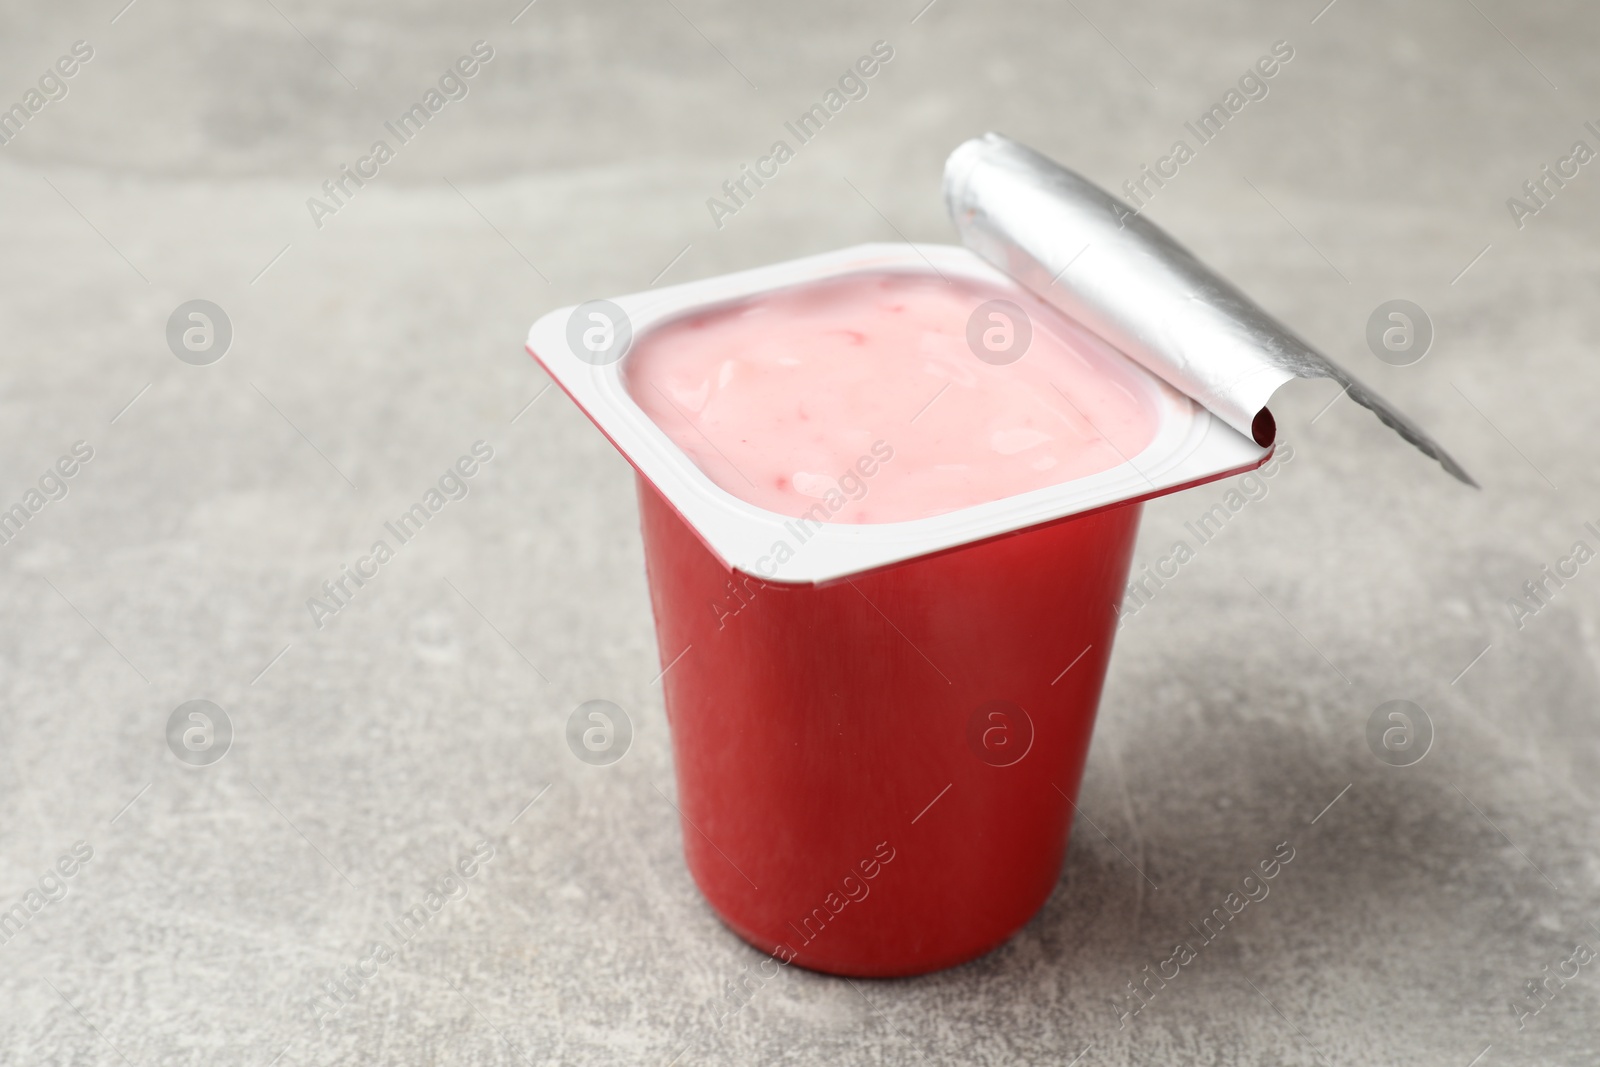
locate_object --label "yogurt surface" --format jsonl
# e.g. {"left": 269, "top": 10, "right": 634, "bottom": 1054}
{"left": 622, "top": 271, "right": 1161, "bottom": 524}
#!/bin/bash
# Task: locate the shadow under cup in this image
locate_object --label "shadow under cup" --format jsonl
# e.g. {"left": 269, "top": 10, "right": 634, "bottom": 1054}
{"left": 638, "top": 478, "right": 1142, "bottom": 977}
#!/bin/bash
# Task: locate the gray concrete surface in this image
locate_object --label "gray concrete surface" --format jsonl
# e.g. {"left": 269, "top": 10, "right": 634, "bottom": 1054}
{"left": 1, "top": 0, "right": 1598, "bottom": 1063}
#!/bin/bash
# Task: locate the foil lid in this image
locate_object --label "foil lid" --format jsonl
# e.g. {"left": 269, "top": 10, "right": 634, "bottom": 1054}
{"left": 943, "top": 133, "right": 1476, "bottom": 486}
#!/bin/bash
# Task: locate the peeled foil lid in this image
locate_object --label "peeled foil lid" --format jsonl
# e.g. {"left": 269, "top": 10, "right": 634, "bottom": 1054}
{"left": 944, "top": 133, "right": 1476, "bottom": 486}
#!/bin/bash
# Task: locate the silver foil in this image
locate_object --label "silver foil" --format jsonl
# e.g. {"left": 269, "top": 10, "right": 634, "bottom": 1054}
{"left": 943, "top": 133, "right": 1475, "bottom": 486}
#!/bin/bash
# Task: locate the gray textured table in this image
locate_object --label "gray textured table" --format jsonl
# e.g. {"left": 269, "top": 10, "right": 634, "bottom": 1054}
{"left": 2, "top": 1, "right": 1597, "bottom": 1064}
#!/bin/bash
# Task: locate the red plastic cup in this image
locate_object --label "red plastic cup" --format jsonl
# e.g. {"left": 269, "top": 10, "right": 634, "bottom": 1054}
{"left": 526, "top": 244, "right": 1271, "bottom": 976}
{"left": 640, "top": 479, "right": 1144, "bottom": 975}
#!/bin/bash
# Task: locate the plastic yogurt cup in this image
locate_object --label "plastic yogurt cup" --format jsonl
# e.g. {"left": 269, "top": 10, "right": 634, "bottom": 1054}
{"left": 527, "top": 242, "right": 1270, "bottom": 976}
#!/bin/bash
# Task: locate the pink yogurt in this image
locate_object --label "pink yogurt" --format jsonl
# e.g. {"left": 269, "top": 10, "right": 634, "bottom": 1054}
{"left": 622, "top": 271, "right": 1160, "bottom": 524}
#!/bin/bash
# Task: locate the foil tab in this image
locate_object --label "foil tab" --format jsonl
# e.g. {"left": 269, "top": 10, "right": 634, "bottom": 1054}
{"left": 943, "top": 133, "right": 1475, "bottom": 486}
